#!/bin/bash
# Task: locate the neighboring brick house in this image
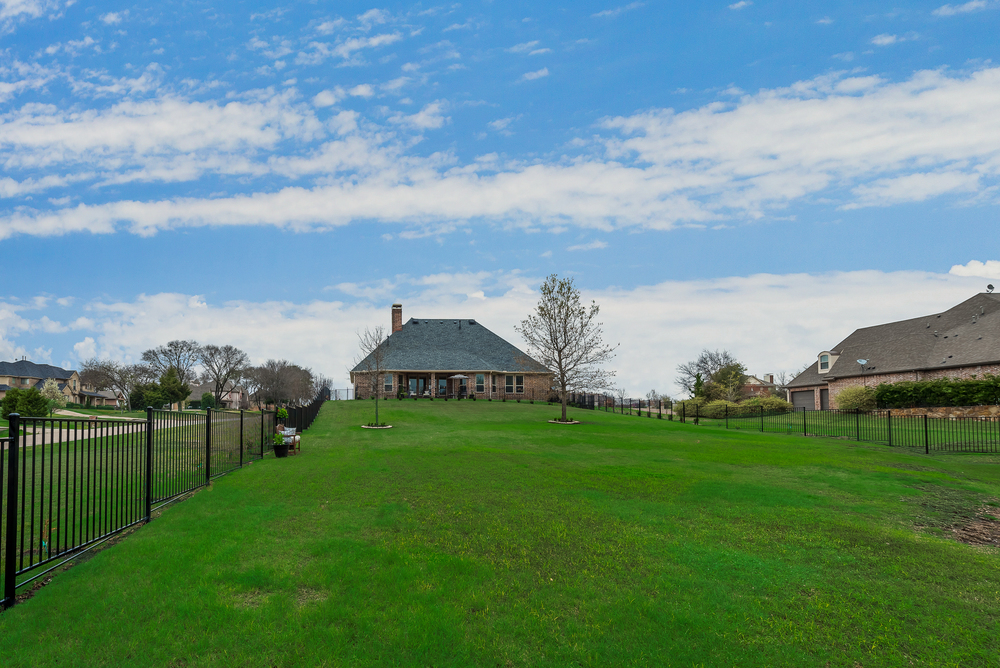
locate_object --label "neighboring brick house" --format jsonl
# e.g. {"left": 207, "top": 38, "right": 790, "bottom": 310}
{"left": 0, "top": 359, "right": 118, "bottom": 406}
{"left": 188, "top": 380, "right": 247, "bottom": 409}
{"left": 786, "top": 292, "right": 1000, "bottom": 410}
{"left": 743, "top": 374, "right": 778, "bottom": 397}
{"left": 351, "top": 304, "right": 553, "bottom": 400}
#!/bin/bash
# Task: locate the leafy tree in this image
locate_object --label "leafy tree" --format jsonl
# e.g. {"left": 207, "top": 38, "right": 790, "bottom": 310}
{"left": 676, "top": 349, "right": 740, "bottom": 397}
{"left": 711, "top": 362, "right": 748, "bottom": 402}
{"left": 2, "top": 387, "right": 22, "bottom": 420}
{"left": 693, "top": 373, "right": 705, "bottom": 399}
{"left": 41, "top": 378, "right": 67, "bottom": 416}
{"left": 516, "top": 274, "right": 618, "bottom": 422}
{"left": 131, "top": 382, "right": 166, "bottom": 410}
{"left": 201, "top": 392, "right": 216, "bottom": 410}
{"left": 16, "top": 387, "right": 49, "bottom": 418}
{"left": 159, "top": 367, "right": 191, "bottom": 409}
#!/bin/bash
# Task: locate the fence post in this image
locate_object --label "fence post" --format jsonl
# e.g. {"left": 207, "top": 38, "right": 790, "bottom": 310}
{"left": 3, "top": 413, "right": 20, "bottom": 609}
{"left": 145, "top": 407, "right": 153, "bottom": 522}
{"left": 205, "top": 408, "right": 212, "bottom": 483}
{"left": 682, "top": 402, "right": 685, "bottom": 423}
{"left": 260, "top": 408, "right": 265, "bottom": 459}
{"left": 924, "top": 414, "right": 929, "bottom": 454}
{"left": 239, "top": 409, "right": 245, "bottom": 468}
{"left": 803, "top": 406, "right": 807, "bottom": 437}
{"left": 760, "top": 405, "right": 764, "bottom": 432}
{"left": 725, "top": 404, "right": 728, "bottom": 429}
{"left": 658, "top": 399, "right": 662, "bottom": 419}
{"left": 695, "top": 402, "right": 699, "bottom": 425}
{"left": 887, "top": 410, "right": 892, "bottom": 447}
{"left": 855, "top": 409, "right": 861, "bottom": 441}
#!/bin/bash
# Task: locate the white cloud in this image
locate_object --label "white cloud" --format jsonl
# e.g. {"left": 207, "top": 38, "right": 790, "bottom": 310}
{"left": 949, "top": 260, "right": 1000, "bottom": 279}
{"left": 566, "top": 240, "right": 608, "bottom": 251}
{"left": 506, "top": 40, "right": 539, "bottom": 53}
{"left": 816, "top": 16, "right": 834, "bottom": 24}
{"left": 592, "top": 2, "right": 645, "bottom": 18}
{"left": 295, "top": 33, "right": 403, "bottom": 66}
{"left": 348, "top": 83, "right": 375, "bottom": 98}
{"left": 99, "top": 11, "right": 125, "bottom": 25}
{"left": 312, "top": 88, "right": 344, "bottom": 107}
{"left": 488, "top": 117, "right": 515, "bottom": 131}
{"left": 4, "top": 67, "right": 1000, "bottom": 240}
{"left": 728, "top": 1, "right": 752, "bottom": 9}
{"left": 521, "top": 67, "right": 549, "bottom": 81}
{"left": 529, "top": 48, "right": 552, "bottom": 55}
{"left": 0, "top": 0, "right": 65, "bottom": 31}
{"left": 389, "top": 100, "right": 448, "bottom": 129}
{"left": 933, "top": 1, "right": 989, "bottom": 16}
{"left": 6, "top": 268, "right": 988, "bottom": 396}
{"left": 871, "top": 34, "right": 900, "bottom": 46}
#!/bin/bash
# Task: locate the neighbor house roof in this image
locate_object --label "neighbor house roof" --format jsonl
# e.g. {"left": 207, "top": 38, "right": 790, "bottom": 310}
{"left": 351, "top": 318, "right": 549, "bottom": 374}
{"left": 787, "top": 293, "right": 1000, "bottom": 388}
{"left": 0, "top": 360, "right": 75, "bottom": 380}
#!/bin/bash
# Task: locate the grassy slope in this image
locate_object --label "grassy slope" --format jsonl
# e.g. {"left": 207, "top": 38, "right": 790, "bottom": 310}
{"left": 1, "top": 400, "right": 998, "bottom": 667}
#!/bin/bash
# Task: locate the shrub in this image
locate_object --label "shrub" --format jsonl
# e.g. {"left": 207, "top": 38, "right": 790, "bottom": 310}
{"left": 2, "top": 388, "right": 22, "bottom": 420}
{"left": 835, "top": 386, "right": 877, "bottom": 412}
{"left": 740, "top": 396, "right": 794, "bottom": 413}
{"left": 672, "top": 398, "right": 706, "bottom": 417}
{"left": 702, "top": 400, "right": 738, "bottom": 419}
{"left": 201, "top": 392, "right": 216, "bottom": 410}
{"left": 875, "top": 376, "right": 1000, "bottom": 408}
{"left": 15, "top": 387, "right": 49, "bottom": 418}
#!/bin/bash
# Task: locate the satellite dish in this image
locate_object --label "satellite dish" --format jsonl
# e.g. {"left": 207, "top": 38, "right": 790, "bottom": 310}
{"left": 988, "top": 284, "right": 995, "bottom": 293}
{"left": 857, "top": 359, "right": 868, "bottom": 365}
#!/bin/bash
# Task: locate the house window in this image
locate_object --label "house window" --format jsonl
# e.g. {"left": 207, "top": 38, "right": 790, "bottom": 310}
{"left": 820, "top": 354, "right": 829, "bottom": 370}
{"left": 383, "top": 374, "right": 393, "bottom": 392}
{"left": 21, "top": 378, "right": 28, "bottom": 385}
{"left": 516, "top": 375, "right": 524, "bottom": 394}
{"left": 438, "top": 378, "right": 447, "bottom": 395}
{"left": 505, "top": 375, "right": 514, "bottom": 393}
{"left": 476, "top": 374, "right": 485, "bottom": 393}
{"left": 491, "top": 376, "right": 496, "bottom": 393}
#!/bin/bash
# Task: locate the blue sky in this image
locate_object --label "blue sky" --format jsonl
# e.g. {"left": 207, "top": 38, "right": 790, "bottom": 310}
{"left": 2, "top": 0, "right": 999, "bottom": 395}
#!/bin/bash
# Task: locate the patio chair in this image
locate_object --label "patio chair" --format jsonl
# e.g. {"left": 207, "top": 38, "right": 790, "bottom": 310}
{"left": 282, "top": 427, "right": 301, "bottom": 455}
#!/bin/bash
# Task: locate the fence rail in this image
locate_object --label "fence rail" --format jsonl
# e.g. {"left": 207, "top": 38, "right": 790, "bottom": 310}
{"left": 670, "top": 404, "right": 1000, "bottom": 454}
{"left": 1, "top": 407, "right": 278, "bottom": 610}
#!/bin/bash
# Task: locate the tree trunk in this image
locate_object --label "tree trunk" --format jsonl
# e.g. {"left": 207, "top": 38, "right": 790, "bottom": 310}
{"left": 561, "top": 385, "right": 568, "bottom": 421}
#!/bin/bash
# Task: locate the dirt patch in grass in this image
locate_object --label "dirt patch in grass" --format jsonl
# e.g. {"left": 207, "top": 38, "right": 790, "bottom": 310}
{"left": 231, "top": 589, "right": 271, "bottom": 609}
{"left": 907, "top": 484, "right": 1000, "bottom": 547}
{"left": 295, "top": 587, "right": 328, "bottom": 607}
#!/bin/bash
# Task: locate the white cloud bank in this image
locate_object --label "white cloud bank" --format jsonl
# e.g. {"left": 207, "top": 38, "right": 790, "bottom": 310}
{"left": 5, "top": 267, "right": 993, "bottom": 396}
{"left": 2, "top": 67, "right": 1000, "bottom": 239}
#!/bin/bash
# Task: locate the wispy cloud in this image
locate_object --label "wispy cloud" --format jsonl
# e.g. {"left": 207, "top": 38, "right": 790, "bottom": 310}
{"left": 592, "top": 2, "right": 645, "bottom": 19}
{"left": 728, "top": 1, "right": 752, "bottom": 9}
{"left": 933, "top": 0, "right": 989, "bottom": 16}
{"left": 520, "top": 67, "right": 549, "bottom": 81}
{"left": 506, "top": 40, "right": 539, "bottom": 53}
{"left": 567, "top": 240, "right": 608, "bottom": 251}
{"left": 870, "top": 33, "right": 918, "bottom": 46}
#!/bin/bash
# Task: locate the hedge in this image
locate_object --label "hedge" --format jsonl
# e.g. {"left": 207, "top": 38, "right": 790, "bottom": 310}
{"left": 875, "top": 376, "right": 1000, "bottom": 408}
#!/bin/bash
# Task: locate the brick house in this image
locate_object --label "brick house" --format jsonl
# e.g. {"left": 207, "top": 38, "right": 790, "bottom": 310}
{"left": 786, "top": 292, "right": 1000, "bottom": 410}
{"left": 743, "top": 374, "right": 778, "bottom": 397}
{"left": 0, "top": 359, "right": 118, "bottom": 406}
{"left": 350, "top": 304, "right": 553, "bottom": 400}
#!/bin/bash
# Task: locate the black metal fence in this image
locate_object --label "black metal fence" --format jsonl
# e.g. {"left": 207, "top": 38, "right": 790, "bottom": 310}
{"left": 2, "top": 407, "right": 277, "bottom": 610}
{"left": 281, "top": 386, "right": 330, "bottom": 432}
{"left": 672, "top": 404, "right": 1000, "bottom": 454}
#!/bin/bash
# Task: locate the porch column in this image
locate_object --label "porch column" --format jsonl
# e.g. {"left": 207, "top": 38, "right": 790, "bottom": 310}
{"left": 431, "top": 372, "right": 436, "bottom": 397}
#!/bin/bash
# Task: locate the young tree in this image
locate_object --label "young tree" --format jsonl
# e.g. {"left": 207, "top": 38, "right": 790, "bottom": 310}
{"left": 516, "top": 275, "right": 618, "bottom": 422}
{"left": 712, "top": 362, "right": 748, "bottom": 402}
{"left": 159, "top": 367, "right": 191, "bottom": 410}
{"left": 41, "top": 378, "right": 67, "bottom": 416}
{"left": 1, "top": 387, "right": 21, "bottom": 420}
{"left": 353, "top": 326, "right": 390, "bottom": 425}
{"left": 81, "top": 359, "right": 154, "bottom": 411}
{"left": 201, "top": 392, "right": 216, "bottom": 410}
{"left": 199, "top": 344, "right": 250, "bottom": 405}
{"left": 16, "top": 387, "right": 49, "bottom": 418}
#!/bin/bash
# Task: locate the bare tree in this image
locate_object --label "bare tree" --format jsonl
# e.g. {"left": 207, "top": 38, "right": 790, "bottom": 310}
{"left": 239, "top": 366, "right": 264, "bottom": 409}
{"left": 675, "top": 349, "right": 741, "bottom": 397}
{"left": 516, "top": 275, "right": 618, "bottom": 422}
{"left": 142, "top": 340, "right": 202, "bottom": 387}
{"left": 80, "top": 358, "right": 154, "bottom": 411}
{"left": 199, "top": 344, "right": 250, "bottom": 405}
{"left": 352, "top": 326, "right": 390, "bottom": 425}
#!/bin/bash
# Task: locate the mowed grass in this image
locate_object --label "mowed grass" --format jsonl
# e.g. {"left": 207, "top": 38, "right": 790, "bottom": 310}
{"left": 1, "top": 400, "right": 999, "bottom": 667}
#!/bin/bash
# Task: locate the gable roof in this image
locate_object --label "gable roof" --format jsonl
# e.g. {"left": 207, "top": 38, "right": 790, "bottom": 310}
{"left": 788, "top": 293, "right": 1000, "bottom": 387}
{"left": 0, "top": 360, "right": 75, "bottom": 381}
{"left": 352, "top": 318, "right": 549, "bottom": 374}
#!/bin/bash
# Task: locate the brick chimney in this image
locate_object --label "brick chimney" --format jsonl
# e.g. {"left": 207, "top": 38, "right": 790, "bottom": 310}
{"left": 392, "top": 303, "right": 403, "bottom": 333}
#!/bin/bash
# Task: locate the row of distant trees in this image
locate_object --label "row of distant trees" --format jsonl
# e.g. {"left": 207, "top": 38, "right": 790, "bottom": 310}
{"left": 675, "top": 349, "right": 797, "bottom": 402}
{"left": 81, "top": 340, "right": 329, "bottom": 411}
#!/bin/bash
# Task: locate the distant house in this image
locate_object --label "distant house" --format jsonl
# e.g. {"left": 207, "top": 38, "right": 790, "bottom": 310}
{"left": 743, "top": 374, "right": 778, "bottom": 397}
{"left": 188, "top": 380, "right": 247, "bottom": 409}
{"left": 350, "top": 304, "right": 553, "bottom": 400}
{"left": 0, "top": 359, "right": 117, "bottom": 406}
{"left": 786, "top": 292, "right": 1000, "bottom": 410}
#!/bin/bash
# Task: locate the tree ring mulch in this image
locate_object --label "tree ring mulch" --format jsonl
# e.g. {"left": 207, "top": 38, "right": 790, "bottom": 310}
{"left": 361, "top": 425, "right": 393, "bottom": 429}
{"left": 548, "top": 420, "right": 582, "bottom": 425}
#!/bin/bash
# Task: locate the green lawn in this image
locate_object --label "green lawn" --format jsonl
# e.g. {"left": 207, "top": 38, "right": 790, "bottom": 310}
{"left": 1, "top": 400, "right": 998, "bottom": 667}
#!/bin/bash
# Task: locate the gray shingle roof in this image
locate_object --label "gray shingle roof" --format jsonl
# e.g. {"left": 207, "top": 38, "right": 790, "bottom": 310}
{"left": 351, "top": 318, "right": 549, "bottom": 374}
{"left": 0, "top": 360, "right": 74, "bottom": 380}
{"left": 786, "top": 362, "right": 823, "bottom": 389}
{"left": 787, "top": 293, "right": 1000, "bottom": 387}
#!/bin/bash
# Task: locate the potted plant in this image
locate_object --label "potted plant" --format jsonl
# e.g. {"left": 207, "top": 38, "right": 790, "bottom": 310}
{"left": 276, "top": 407, "right": 288, "bottom": 429}
{"left": 273, "top": 431, "right": 289, "bottom": 458}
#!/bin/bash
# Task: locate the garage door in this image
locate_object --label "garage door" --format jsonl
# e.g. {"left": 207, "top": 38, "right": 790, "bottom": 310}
{"left": 820, "top": 389, "right": 829, "bottom": 410}
{"left": 791, "top": 390, "right": 813, "bottom": 410}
